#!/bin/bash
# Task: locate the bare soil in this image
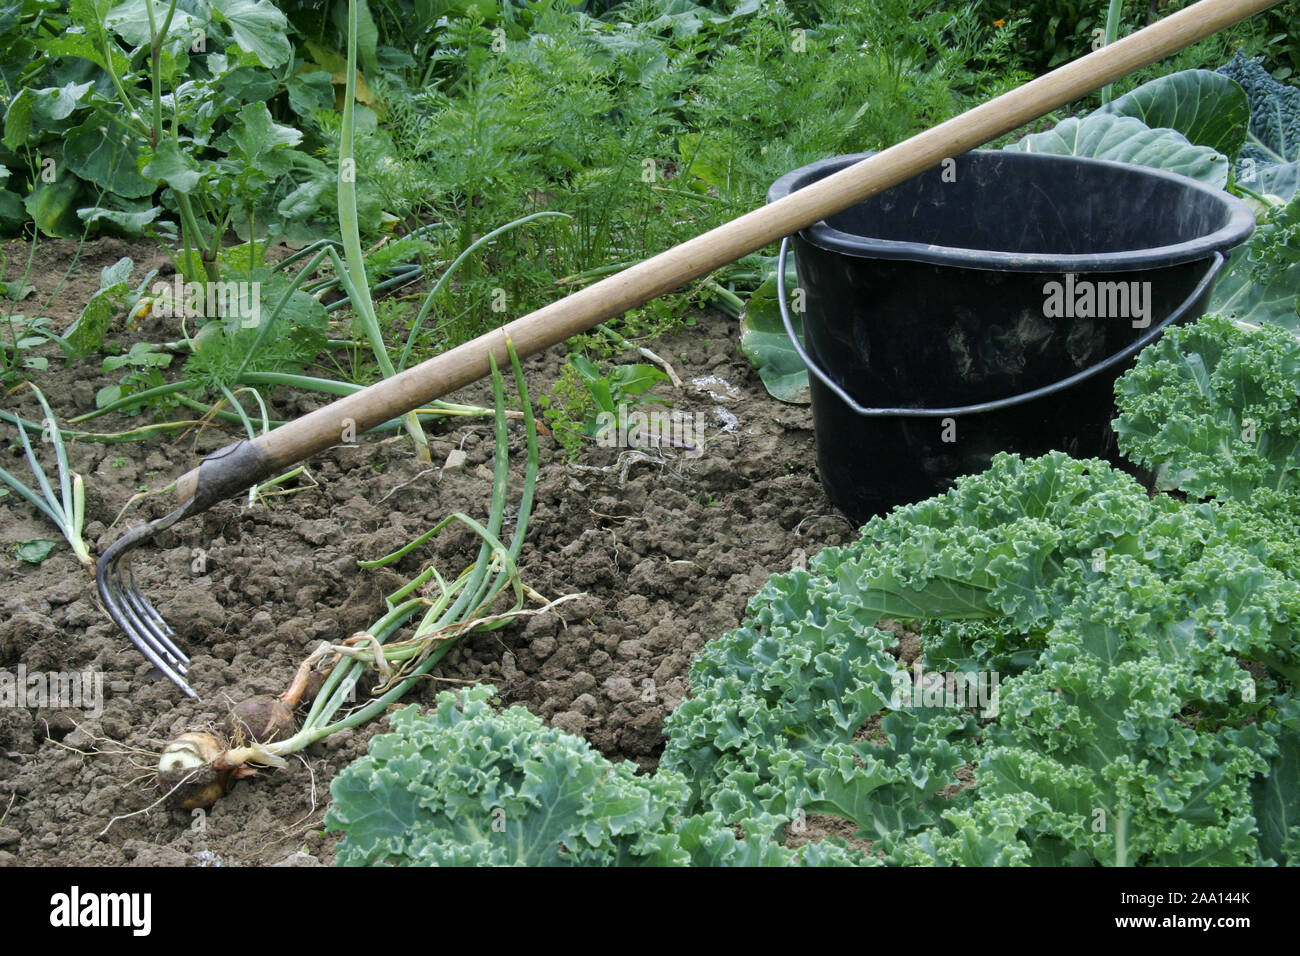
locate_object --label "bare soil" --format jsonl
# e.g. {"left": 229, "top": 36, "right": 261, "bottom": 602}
{"left": 0, "top": 237, "right": 854, "bottom": 866}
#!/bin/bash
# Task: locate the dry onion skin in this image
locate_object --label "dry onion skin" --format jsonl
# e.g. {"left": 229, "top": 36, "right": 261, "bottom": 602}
{"left": 223, "top": 695, "right": 297, "bottom": 744}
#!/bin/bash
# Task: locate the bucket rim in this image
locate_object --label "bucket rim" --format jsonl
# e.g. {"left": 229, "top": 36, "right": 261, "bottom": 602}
{"left": 768, "top": 150, "right": 1257, "bottom": 274}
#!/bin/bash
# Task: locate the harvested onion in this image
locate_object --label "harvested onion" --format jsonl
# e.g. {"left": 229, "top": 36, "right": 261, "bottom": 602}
{"left": 223, "top": 695, "right": 297, "bottom": 744}
{"left": 156, "top": 732, "right": 232, "bottom": 810}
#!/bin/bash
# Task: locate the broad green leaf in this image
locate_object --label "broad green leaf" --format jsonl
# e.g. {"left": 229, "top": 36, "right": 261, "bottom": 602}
{"left": 285, "top": 70, "right": 335, "bottom": 120}
{"left": 0, "top": 187, "right": 23, "bottom": 233}
{"left": 1097, "top": 70, "right": 1249, "bottom": 159}
{"left": 0, "top": 83, "right": 90, "bottom": 151}
{"left": 217, "top": 102, "right": 302, "bottom": 171}
{"left": 329, "top": 0, "right": 378, "bottom": 72}
{"left": 13, "top": 540, "right": 57, "bottom": 564}
{"left": 98, "top": 257, "right": 134, "bottom": 289}
{"left": 208, "top": 59, "right": 280, "bottom": 104}
{"left": 105, "top": 0, "right": 206, "bottom": 49}
{"left": 141, "top": 140, "right": 202, "bottom": 193}
{"left": 95, "top": 385, "right": 122, "bottom": 408}
{"left": 0, "top": 279, "right": 32, "bottom": 301}
{"left": 64, "top": 117, "right": 153, "bottom": 198}
{"left": 605, "top": 363, "right": 667, "bottom": 396}
{"left": 1005, "top": 113, "right": 1229, "bottom": 187}
{"left": 41, "top": 30, "right": 130, "bottom": 75}
{"left": 103, "top": 341, "right": 172, "bottom": 373}
{"left": 585, "top": 379, "right": 614, "bottom": 415}
{"left": 25, "top": 175, "right": 83, "bottom": 239}
{"left": 64, "top": 256, "right": 133, "bottom": 357}
{"left": 275, "top": 179, "right": 326, "bottom": 220}
{"left": 211, "top": 0, "right": 292, "bottom": 69}
{"left": 739, "top": 266, "right": 808, "bottom": 404}
{"left": 678, "top": 132, "right": 733, "bottom": 191}
{"left": 0, "top": 2, "right": 21, "bottom": 33}
{"left": 29, "top": 81, "right": 95, "bottom": 122}
{"left": 69, "top": 0, "right": 120, "bottom": 43}
{"left": 301, "top": 38, "right": 346, "bottom": 73}
{"left": 216, "top": 241, "right": 267, "bottom": 273}
{"left": 1, "top": 88, "right": 31, "bottom": 150}
{"left": 77, "top": 204, "right": 161, "bottom": 236}
{"left": 569, "top": 354, "right": 599, "bottom": 382}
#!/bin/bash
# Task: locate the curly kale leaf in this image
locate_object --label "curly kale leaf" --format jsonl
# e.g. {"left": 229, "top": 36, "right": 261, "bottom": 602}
{"left": 330, "top": 449, "right": 1300, "bottom": 866}
{"left": 326, "top": 684, "right": 865, "bottom": 866}
{"left": 1114, "top": 315, "right": 1300, "bottom": 501}
{"left": 979, "top": 573, "right": 1273, "bottom": 865}
{"left": 1209, "top": 192, "right": 1300, "bottom": 330}
{"left": 1248, "top": 192, "right": 1300, "bottom": 277}
{"left": 1217, "top": 51, "right": 1300, "bottom": 201}
{"left": 661, "top": 569, "right": 982, "bottom": 857}
{"left": 1253, "top": 695, "right": 1300, "bottom": 865}
{"left": 1216, "top": 489, "right": 1300, "bottom": 577}
{"left": 837, "top": 451, "right": 1168, "bottom": 634}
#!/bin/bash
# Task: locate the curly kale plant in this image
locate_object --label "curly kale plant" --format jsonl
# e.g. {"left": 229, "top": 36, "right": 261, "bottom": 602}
{"left": 1217, "top": 52, "right": 1300, "bottom": 201}
{"left": 326, "top": 684, "right": 865, "bottom": 866}
{"left": 1114, "top": 315, "right": 1300, "bottom": 501}
{"left": 1209, "top": 192, "right": 1300, "bottom": 329}
{"left": 663, "top": 453, "right": 1300, "bottom": 865}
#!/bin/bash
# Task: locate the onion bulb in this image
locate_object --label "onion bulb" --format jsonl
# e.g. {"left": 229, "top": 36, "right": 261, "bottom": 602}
{"left": 223, "top": 696, "right": 296, "bottom": 744}
{"left": 157, "top": 732, "right": 231, "bottom": 810}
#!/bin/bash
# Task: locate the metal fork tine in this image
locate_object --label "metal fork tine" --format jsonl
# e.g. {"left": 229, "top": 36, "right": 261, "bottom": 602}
{"left": 102, "top": 533, "right": 184, "bottom": 670}
{"left": 96, "top": 506, "right": 200, "bottom": 699}
{"left": 121, "top": 565, "right": 189, "bottom": 669}
{"left": 117, "top": 569, "right": 188, "bottom": 673}
{"left": 104, "top": 552, "right": 196, "bottom": 697}
{"left": 124, "top": 627, "right": 194, "bottom": 698}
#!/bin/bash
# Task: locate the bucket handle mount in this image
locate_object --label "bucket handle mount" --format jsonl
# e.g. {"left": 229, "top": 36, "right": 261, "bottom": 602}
{"left": 776, "top": 237, "right": 1225, "bottom": 418}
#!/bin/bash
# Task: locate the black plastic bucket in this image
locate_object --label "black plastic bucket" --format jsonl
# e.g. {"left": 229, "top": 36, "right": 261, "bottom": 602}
{"left": 768, "top": 150, "right": 1255, "bottom": 522}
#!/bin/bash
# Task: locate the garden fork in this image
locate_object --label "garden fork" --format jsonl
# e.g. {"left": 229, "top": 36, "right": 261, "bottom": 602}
{"left": 98, "top": 439, "right": 267, "bottom": 696}
{"left": 96, "top": 0, "right": 1280, "bottom": 697}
